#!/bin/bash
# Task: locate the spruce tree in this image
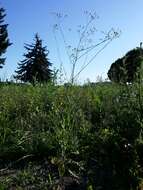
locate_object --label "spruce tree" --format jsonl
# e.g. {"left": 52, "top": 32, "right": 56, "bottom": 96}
{"left": 15, "top": 34, "right": 52, "bottom": 83}
{"left": 0, "top": 7, "right": 11, "bottom": 68}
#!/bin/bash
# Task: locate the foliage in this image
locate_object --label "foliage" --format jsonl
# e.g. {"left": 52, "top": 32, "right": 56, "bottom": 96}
{"left": 108, "top": 47, "right": 143, "bottom": 83}
{"left": 0, "top": 82, "right": 143, "bottom": 189}
{"left": 15, "top": 34, "right": 53, "bottom": 84}
{"left": 0, "top": 7, "right": 11, "bottom": 68}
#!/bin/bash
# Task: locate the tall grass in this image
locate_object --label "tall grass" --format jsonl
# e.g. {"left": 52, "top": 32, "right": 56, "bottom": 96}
{"left": 0, "top": 82, "right": 143, "bottom": 189}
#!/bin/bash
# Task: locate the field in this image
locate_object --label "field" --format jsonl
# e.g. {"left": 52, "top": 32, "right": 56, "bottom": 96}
{"left": 0, "top": 82, "right": 143, "bottom": 190}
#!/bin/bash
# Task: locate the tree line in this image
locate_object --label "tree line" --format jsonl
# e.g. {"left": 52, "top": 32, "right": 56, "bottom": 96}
{"left": 0, "top": 8, "right": 53, "bottom": 84}
{"left": 1, "top": 7, "right": 143, "bottom": 84}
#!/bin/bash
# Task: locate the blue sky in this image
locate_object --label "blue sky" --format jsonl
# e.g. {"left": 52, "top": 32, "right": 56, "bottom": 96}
{"left": 0, "top": 0, "right": 143, "bottom": 83}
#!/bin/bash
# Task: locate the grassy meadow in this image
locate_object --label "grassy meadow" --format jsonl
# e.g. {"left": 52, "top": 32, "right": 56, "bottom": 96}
{"left": 0, "top": 82, "right": 143, "bottom": 189}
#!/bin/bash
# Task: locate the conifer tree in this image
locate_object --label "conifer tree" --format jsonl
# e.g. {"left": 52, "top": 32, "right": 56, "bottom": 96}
{"left": 0, "top": 7, "right": 11, "bottom": 68}
{"left": 15, "top": 34, "right": 53, "bottom": 83}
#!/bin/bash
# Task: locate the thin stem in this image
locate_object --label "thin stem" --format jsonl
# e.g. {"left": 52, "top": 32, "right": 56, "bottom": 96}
{"left": 73, "top": 40, "right": 112, "bottom": 80}
{"left": 70, "top": 18, "right": 94, "bottom": 83}
{"left": 53, "top": 29, "right": 68, "bottom": 81}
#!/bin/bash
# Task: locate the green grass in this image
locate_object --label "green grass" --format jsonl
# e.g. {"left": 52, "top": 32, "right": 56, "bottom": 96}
{"left": 0, "top": 82, "right": 143, "bottom": 189}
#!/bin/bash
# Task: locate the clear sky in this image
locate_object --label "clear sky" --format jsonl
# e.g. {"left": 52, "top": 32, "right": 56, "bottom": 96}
{"left": 0, "top": 0, "right": 143, "bottom": 83}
